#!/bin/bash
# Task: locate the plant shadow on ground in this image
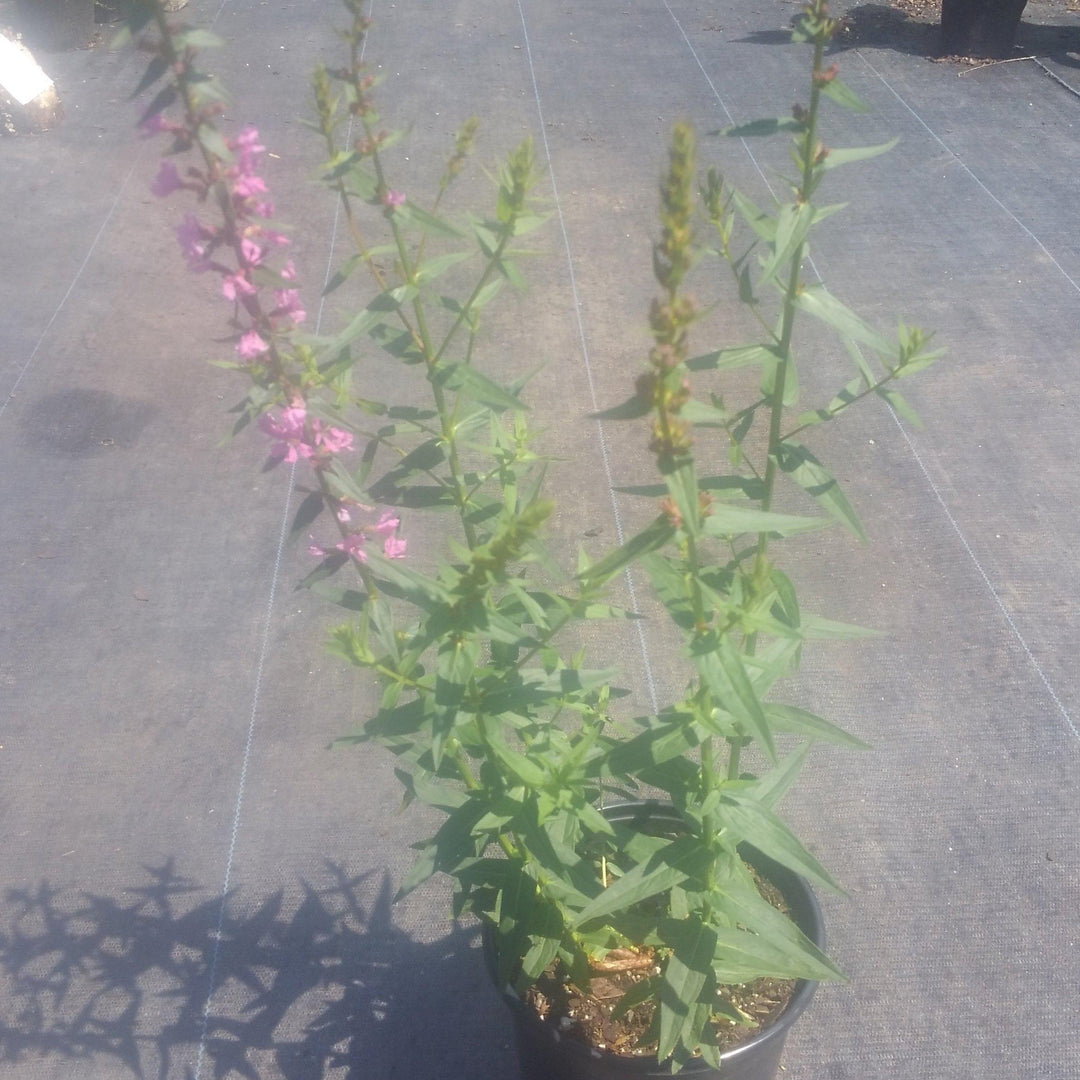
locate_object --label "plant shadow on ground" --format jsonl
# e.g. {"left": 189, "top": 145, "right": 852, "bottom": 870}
{"left": 0, "top": 861, "right": 515, "bottom": 1080}
{"left": 735, "top": 3, "right": 1080, "bottom": 69}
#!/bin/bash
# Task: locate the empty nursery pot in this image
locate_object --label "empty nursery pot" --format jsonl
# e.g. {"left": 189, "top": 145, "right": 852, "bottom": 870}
{"left": 486, "top": 801, "right": 826, "bottom": 1080}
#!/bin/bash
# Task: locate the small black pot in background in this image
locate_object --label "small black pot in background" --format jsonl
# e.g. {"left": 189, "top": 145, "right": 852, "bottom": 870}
{"left": 16, "top": 0, "right": 95, "bottom": 50}
{"left": 487, "top": 801, "right": 826, "bottom": 1080}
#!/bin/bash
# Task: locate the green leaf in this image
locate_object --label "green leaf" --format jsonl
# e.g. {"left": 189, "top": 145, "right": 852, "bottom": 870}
{"left": 320, "top": 305, "right": 382, "bottom": 361}
{"left": 438, "top": 363, "right": 528, "bottom": 412}
{"left": 686, "top": 344, "right": 776, "bottom": 373}
{"left": 747, "top": 746, "right": 809, "bottom": 810}
{"left": 795, "top": 286, "right": 892, "bottom": 357}
{"left": 196, "top": 124, "right": 232, "bottom": 165}
{"left": 711, "top": 636, "right": 776, "bottom": 762}
{"left": 701, "top": 504, "right": 827, "bottom": 539}
{"left": 720, "top": 792, "right": 842, "bottom": 893}
{"left": 822, "top": 138, "right": 898, "bottom": 171}
{"left": 820, "top": 77, "right": 868, "bottom": 112}
{"left": 775, "top": 442, "right": 865, "bottom": 540}
{"left": 480, "top": 717, "right": 547, "bottom": 788}
{"left": 607, "top": 718, "right": 704, "bottom": 775}
{"left": 369, "top": 322, "right": 425, "bottom": 365}
{"left": 730, "top": 190, "right": 776, "bottom": 243}
{"left": 322, "top": 253, "right": 364, "bottom": 297}
{"left": 415, "top": 250, "right": 473, "bottom": 284}
{"left": 799, "top": 614, "right": 880, "bottom": 640}
{"left": 657, "top": 916, "right": 717, "bottom": 1061}
{"left": 763, "top": 705, "right": 870, "bottom": 749}
{"left": 877, "top": 385, "right": 923, "bottom": 427}
{"left": 395, "top": 201, "right": 465, "bottom": 238}
{"left": 432, "top": 637, "right": 478, "bottom": 768}
{"left": 758, "top": 202, "right": 814, "bottom": 289}
{"left": 173, "top": 27, "right": 225, "bottom": 49}
{"left": 577, "top": 517, "right": 675, "bottom": 585}
{"left": 573, "top": 836, "right": 712, "bottom": 927}
{"left": 681, "top": 397, "right": 731, "bottom": 428}
{"left": 720, "top": 878, "right": 845, "bottom": 981}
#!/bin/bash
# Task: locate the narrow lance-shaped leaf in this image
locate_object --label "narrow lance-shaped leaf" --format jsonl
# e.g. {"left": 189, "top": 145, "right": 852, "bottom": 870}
{"left": 573, "top": 836, "right": 712, "bottom": 927}
{"left": 577, "top": 517, "right": 675, "bottom": 585}
{"left": 720, "top": 790, "right": 843, "bottom": 894}
{"left": 657, "top": 916, "right": 717, "bottom": 1061}
{"left": 821, "top": 137, "right": 898, "bottom": 171}
{"left": 775, "top": 441, "right": 866, "bottom": 541}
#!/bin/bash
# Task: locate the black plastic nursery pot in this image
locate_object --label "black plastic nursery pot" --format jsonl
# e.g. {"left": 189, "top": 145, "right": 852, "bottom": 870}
{"left": 487, "top": 801, "right": 825, "bottom": 1080}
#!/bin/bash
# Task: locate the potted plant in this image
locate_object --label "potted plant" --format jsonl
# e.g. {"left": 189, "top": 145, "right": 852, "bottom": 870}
{"left": 125, "top": 0, "right": 940, "bottom": 1074}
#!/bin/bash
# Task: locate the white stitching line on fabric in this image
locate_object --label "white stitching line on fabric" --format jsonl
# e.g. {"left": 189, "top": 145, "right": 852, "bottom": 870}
{"left": 192, "top": 3, "right": 368, "bottom": 1074}
{"left": 514, "top": 0, "right": 660, "bottom": 714}
{"left": 661, "top": 1, "right": 1079, "bottom": 744}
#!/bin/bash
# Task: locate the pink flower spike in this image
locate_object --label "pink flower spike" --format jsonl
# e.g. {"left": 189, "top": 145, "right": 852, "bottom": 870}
{"left": 383, "top": 535, "right": 408, "bottom": 559}
{"left": 382, "top": 189, "right": 406, "bottom": 210}
{"left": 151, "top": 160, "right": 182, "bottom": 197}
{"left": 373, "top": 510, "right": 401, "bottom": 536}
{"left": 236, "top": 330, "right": 270, "bottom": 360}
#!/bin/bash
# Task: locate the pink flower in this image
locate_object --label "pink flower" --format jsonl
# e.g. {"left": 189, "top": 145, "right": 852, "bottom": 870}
{"left": 233, "top": 173, "right": 268, "bottom": 198}
{"left": 236, "top": 330, "right": 270, "bottom": 360}
{"left": 258, "top": 406, "right": 314, "bottom": 462}
{"left": 280, "top": 261, "right": 298, "bottom": 281}
{"left": 260, "top": 228, "right": 290, "bottom": 247}
{"left": 335, "top": 533, "right": 368, "bottom": 562}
{"left": 240, "top": 237, "right": 264, "bottom": 266}
{"left": 381, "top": 189, "right": 406, "bottom": 210}
{"left": 151, "top": 160, "right": 182, "bottom": 197}
{"left": 222, "top": 273, "right": 257, "bottom": 301}
{"left": 315, "top": 424, "right": 353, "bottom": 455}
{"left": 373, "top": 510, "right": 400, "bottom": 536}
{"left": 233, "top": 126, "right": 265, "bottom": 154}
{"left": 383, "top": 535, "right": 408, "bottom": 559}
{"left": 139, "top": 112, "right": 182, "bottom": 138}
{"left": 308, "top": 539, "right": 329, "bottom": 557}
{"left": 335, "top": 507, "right": 351, "bottom": 524}
{"left": 273, "top": 287, "right": 306, "bottom": 325}
{"left": 176, "top": 213, "right": 212, "bottom": 271}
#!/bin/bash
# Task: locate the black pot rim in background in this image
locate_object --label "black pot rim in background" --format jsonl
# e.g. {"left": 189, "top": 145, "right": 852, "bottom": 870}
{"left": 486, "top": 799, "right": 826, "bottom": 1079}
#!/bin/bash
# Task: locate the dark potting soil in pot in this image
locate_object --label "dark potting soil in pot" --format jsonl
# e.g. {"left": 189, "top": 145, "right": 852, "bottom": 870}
{"left": 522, "top": 867, "right": 796, "bottom": 1059}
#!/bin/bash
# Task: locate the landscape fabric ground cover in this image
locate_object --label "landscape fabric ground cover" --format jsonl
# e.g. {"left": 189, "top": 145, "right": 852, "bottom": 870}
{"left": 1, "top": 1, "right": 1079, "bottom": 1077}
